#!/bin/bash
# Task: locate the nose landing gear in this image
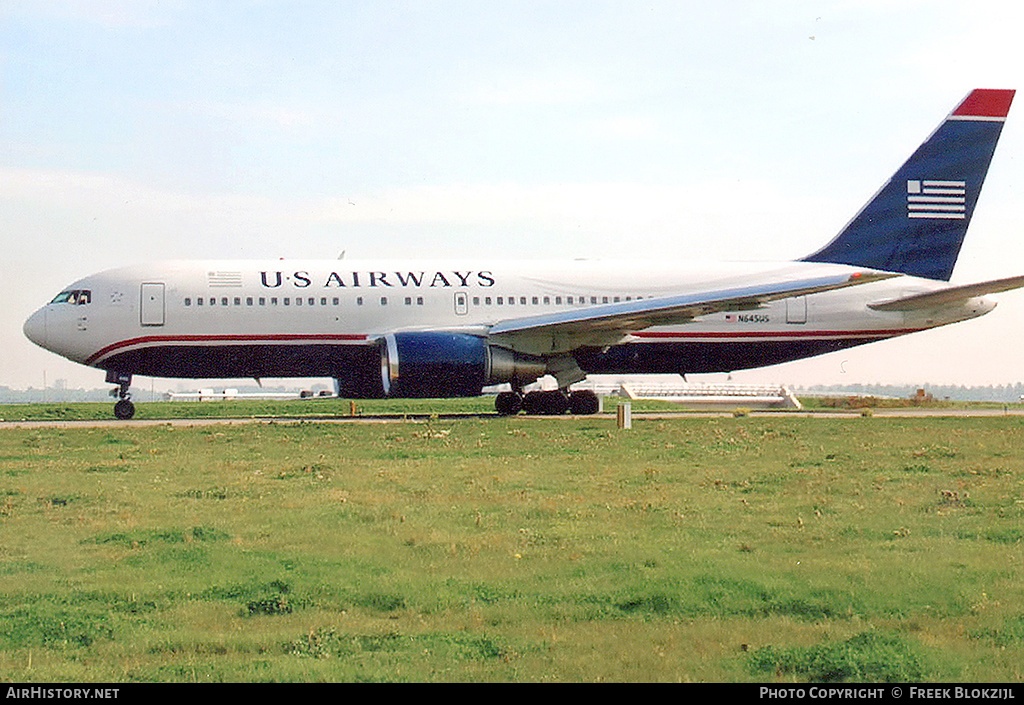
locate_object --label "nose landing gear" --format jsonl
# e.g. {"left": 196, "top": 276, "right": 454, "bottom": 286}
{"left": 106, "top": 371, "right": 135, "bottom": 420}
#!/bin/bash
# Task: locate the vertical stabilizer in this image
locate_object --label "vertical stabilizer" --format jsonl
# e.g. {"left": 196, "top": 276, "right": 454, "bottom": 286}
{"left": 803, "top": 89, "right": 1014, "bottom": 280}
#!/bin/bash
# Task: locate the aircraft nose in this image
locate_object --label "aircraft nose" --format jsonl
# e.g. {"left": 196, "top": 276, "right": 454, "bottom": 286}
{"left": 23, "top": 308, "right": 47, "bottom": 348}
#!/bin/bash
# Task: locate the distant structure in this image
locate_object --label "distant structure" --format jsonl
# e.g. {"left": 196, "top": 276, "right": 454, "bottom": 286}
{"left": 507, "top": 375, "right": 802, "bottom": 410}
{"left": 164, "top": 389, "right": 332, "bottom": 401}
{"left": 911, "top": 388, "right": 934, "bottom": 405}
{"left": 614, "top": 381, "right": 801, "bottom": 410}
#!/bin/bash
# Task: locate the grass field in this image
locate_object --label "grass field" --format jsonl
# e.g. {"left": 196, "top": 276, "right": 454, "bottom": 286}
{"left": 1, "top": 408, "right": 1022, "bottom": 682}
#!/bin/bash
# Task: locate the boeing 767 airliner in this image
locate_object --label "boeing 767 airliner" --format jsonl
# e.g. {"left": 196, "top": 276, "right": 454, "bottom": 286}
{"left": 24, "top": 89, "right": 1024, "bottom": 418}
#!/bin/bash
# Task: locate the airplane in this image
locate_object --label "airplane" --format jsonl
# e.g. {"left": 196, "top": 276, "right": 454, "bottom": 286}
{"left": 23, "top": 88, "right": 1024, "bottom": 420}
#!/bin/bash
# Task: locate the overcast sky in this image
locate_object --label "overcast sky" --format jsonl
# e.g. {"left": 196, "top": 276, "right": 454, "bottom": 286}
{"left": 3, "top": 1, "right": 1024, "bottom": 392}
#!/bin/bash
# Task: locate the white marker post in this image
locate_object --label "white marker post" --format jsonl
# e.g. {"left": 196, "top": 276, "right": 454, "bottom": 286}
{"left": 617, "top": 402, "right": 632, "bottom": 430}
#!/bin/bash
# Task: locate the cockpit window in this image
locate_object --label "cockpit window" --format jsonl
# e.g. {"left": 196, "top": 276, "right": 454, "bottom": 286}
{"left": 49, "top": 289, "right": 91, "bottom": 305}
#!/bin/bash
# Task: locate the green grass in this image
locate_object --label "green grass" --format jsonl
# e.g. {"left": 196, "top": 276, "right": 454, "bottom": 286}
{"left": 2, "top": 395, "right": 1019, "bottom": 425}
{"left": 0, "top": 397, "right": 503, "bottom": 422}
{"left": 1, "top": 415, "right": 1022, "bottom": 681}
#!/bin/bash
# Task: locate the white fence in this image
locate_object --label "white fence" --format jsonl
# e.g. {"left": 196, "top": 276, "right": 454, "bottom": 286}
{"left": 568, "top": 376, "right": 802, "bottom": 410}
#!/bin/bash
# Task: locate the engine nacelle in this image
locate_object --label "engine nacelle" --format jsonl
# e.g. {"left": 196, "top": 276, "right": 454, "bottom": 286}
{"left": 379, "top": 332, "right": 545, "bottom": 398}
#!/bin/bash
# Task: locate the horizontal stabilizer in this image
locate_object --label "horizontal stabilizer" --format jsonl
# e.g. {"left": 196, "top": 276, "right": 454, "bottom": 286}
{"left": 868, "top": 274, "right": 1024, "bottom": 311}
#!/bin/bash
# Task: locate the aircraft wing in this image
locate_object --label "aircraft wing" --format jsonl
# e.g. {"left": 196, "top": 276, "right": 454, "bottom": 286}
{"left": 488, "top": 270, "right": 892, "bottom": 350}
{"left": 868, "top": 274, "right": 1024, "bottom": 311}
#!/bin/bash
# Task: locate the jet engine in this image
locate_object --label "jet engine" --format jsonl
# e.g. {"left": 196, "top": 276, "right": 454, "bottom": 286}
{"left": 378, "top": 332, "right": 545, "bottom": 398}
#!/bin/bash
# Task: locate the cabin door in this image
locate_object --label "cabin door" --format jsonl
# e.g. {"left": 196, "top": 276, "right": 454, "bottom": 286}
{"left": 786, "top": 296, "right": 807, "bottom": 324}
{"left": 140, "top": 282, "right": 166, "bottom": 326}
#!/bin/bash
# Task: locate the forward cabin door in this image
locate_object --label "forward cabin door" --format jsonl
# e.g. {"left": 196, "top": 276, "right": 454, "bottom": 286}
{"left": 140, "top": 282, "right": 165, "bottom": 326}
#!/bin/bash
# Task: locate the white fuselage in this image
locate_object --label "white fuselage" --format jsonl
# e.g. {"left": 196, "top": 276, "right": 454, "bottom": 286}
{"left": 23, "top": 258, "right": 994, "bottom": 386}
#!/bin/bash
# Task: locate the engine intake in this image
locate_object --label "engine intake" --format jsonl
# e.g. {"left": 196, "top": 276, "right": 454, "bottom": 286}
{"left": 380, "top": 332, "right": 544, "bottom": 398}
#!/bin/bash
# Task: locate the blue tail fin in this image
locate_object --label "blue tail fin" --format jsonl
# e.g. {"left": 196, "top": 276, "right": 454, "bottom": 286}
{"left": 803, "top": 89, "right": 1014, "bottom": 281}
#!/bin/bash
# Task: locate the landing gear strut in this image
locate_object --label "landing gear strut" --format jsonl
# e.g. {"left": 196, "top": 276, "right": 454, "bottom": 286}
{"left": 106, "top": 371, "right": 135, "bottom": 420}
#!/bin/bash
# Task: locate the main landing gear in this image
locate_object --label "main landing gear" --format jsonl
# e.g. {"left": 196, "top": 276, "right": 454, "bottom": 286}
{"left": 106, "top": 371, "right": 135, "bottom": 420}
{"left": 495, "top": 389, "right": 600, "bottom": 416}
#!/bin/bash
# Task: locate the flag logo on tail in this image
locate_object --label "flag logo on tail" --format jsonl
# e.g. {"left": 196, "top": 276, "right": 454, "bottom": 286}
{"left": 907, "top": 180, "right": 966, "bottom": 219}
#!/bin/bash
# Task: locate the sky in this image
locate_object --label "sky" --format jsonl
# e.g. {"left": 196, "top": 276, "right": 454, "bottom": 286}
{"left": 3, "top": 0, "right": 1024, "bottom": 392}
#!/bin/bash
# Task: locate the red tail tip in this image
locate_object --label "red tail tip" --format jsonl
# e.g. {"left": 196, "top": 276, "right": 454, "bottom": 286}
{"left": 953, "top": 89, "right": 1015, "bottom": 118}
